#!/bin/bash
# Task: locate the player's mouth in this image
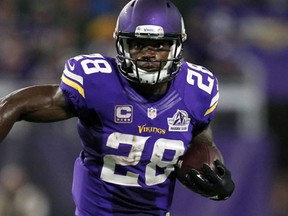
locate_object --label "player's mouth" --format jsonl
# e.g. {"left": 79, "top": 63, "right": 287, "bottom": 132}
{"left": 136, "top": 61, "right": 162, "bottom": 72}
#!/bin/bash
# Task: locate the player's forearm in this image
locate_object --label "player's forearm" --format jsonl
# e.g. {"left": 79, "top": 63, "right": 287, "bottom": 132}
{"left": 0, "top": 94, "right": 24, "bottom": 143}
{"left": 192, "top": 126, "right": 215, "bottom": 147}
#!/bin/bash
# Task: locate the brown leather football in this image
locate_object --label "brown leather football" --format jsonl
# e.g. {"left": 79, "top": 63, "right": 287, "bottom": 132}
{"left": 176, "top": 142, "right": 224, "bottom": 177}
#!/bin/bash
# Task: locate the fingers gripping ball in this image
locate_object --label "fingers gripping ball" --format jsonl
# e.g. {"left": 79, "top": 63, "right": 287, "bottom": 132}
{"left": 175, "top": 142, "right": 235, "bottom": 200}
{"left": 176, "top": 142, "right": 224, "bottom": 180}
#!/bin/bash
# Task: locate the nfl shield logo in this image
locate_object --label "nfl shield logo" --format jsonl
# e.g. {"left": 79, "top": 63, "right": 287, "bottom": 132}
{"left": 147, "top": 107, "right": 157, "bottom": 119}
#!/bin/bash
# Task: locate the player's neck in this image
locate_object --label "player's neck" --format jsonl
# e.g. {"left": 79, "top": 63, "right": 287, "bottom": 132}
{"left": 131, "top": 82, "right": 170, "bottom": 101}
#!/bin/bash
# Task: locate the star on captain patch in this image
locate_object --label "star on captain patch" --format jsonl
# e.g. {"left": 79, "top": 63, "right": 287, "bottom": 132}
{"left": 147, "top": 107, "right": 157, "bottom": 120}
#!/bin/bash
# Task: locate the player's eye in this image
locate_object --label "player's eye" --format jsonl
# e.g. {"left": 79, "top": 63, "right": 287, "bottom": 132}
{"left": 129, "top": 41, "right": 144, "bottom": 50}
{"left": 152, "top": 41, "right": 171, "bottom": 51}
{"left": 153, "top": 43, "right": 164, "bottom": 49}
{"left": 129, "top": 40, "right": 171, "bottom": 51}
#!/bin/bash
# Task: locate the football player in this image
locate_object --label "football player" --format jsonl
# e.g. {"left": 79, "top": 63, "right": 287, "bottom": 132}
{"left": 0, "top": 0, "right": 234, "bottom": 215}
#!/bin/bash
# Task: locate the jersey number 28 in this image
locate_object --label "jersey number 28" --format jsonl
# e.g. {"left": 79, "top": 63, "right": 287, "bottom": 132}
{"left": 100, "top": 132, "right": 184, "bottom": 187}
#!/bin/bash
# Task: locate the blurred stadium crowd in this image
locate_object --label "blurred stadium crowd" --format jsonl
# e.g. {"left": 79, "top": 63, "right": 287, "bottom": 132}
{"left": 0, "top": 0, "right": 288, "bottom": 215}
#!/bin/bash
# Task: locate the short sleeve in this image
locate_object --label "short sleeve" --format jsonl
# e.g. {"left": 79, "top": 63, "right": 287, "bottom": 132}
{"left": 60, "top": 56, "right": 87, "bottom": 115}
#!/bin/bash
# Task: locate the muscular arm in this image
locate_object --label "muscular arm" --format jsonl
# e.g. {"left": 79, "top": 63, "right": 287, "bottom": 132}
{"left": 0, "top": 84, "right": 75, "bottom": 143}
{"left": 192, "top": 125, "right": 215, "bottom": 148}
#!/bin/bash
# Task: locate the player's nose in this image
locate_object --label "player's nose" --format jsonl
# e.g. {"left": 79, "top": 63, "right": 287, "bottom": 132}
{"left": 140, "top": 46, "right": 156, "bottom": 59}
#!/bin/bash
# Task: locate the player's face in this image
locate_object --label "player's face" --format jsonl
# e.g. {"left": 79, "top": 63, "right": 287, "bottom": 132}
{"left": 129, "top": 39, "right": 171, "bottom": 72}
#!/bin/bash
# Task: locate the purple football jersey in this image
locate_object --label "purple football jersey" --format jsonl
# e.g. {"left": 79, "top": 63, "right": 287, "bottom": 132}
{"left": 60, "top": 53, "right": 219, "bottom": 216}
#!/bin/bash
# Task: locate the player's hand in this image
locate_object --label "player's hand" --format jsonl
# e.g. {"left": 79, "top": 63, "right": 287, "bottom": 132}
{"left": 183, "top": 160, "right": 235, "bottom": 200}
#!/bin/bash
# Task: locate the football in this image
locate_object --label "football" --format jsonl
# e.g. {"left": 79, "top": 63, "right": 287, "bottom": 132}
{"left": 175, "top": 142, "right": 224, "bottom": 179}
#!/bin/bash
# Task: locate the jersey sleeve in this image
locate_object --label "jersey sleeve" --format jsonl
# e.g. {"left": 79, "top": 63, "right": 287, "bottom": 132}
{"left": 184, "top": 62, "right": 220, "bottom": 133}
{"left": 202, "top": 75, "right": 219, "bottom": 121}
{"left": 60, "top": 55, "right": 87, "bottom": 115}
